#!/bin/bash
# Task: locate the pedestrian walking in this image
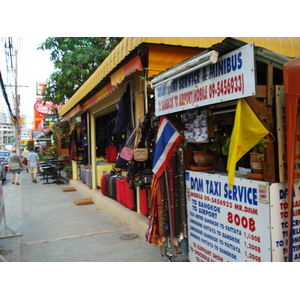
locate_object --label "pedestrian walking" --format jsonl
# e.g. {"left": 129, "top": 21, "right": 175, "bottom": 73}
{"left": 21, "top": 147, "right": 30, "bottom": 173}
{"left": 8, "top": 149, "right": 22, "bottom": 185}
{"left": 27, "top": 148, "right": 41, "bottom": 183}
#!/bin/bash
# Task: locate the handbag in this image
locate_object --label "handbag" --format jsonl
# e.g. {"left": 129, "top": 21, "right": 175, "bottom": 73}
{"left": 120, "top": 127, "right": 137, "bottom": 161}
{"left": 133, "top": 121, "right": 148, "bottom": 162}
{"left": 134, "top": 147, "right": 148, "bottom": 162}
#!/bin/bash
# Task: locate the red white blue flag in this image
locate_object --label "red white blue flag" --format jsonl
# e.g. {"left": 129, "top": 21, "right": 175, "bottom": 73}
{"left": 152, "top": 116, "right": 183, "bottom": 178}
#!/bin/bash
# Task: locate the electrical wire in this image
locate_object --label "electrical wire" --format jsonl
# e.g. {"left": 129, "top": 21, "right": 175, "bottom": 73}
{"left": 0, "top": 69, "right": 15, "bottom": 120}
{"left": 0, "top": 37, "right": 17, "bottom": 120}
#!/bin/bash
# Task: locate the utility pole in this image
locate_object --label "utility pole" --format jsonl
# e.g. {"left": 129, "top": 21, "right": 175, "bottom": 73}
{"left": 14, "top": 49, "right": 20, "bottom": 154}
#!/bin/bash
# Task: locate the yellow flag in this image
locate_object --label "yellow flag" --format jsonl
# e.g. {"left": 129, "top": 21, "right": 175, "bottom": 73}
{"left": 227, "top": 98, "right": 269, "bottom": 189}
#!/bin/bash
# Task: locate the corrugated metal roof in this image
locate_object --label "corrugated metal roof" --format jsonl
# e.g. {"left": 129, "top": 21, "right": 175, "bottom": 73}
{"left": 209, "top": 37, "right": 293, "bottom": 69}
{"left": 60, "top": 37, "right": 300, "bottom": 117}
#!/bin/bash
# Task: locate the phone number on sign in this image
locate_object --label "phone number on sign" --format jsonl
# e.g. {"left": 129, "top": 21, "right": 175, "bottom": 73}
{"left": 208, "top": 74, "right": 244, "bottom": 98}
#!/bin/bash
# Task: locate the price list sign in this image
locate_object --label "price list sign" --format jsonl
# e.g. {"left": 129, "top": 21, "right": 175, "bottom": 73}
{"left": 186, "top": 171, "right": 272, "bottom": 262}
{"left": 270, "top": 181, "right": 300, "bottom": 261}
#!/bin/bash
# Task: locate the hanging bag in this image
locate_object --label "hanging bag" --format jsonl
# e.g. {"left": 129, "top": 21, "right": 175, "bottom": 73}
{"left": 133, "top": 121, "right": 148, "bottom": 162}
{"left": 120, "top": 127, "right": 137, "bottom": 161}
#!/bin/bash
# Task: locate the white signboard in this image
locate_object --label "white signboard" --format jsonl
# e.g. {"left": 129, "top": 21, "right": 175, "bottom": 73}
{"left": 186, "top": 171, "right": 271, "bottom": 262}
{"left": 270, "top": 181, "right": 300, "bottom": 261}
{"left": 36, "top": 82, "right": 47, "bottom": 96}
{"left": 154, "top": 43, "right": 256, "bottom": 116}
{"left": 18, "top": 133, "right": 31, "bottom": 141}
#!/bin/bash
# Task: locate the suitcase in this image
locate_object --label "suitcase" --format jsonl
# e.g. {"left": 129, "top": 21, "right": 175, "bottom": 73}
{"left": 123, "top": 176, "right": 135, "bottom": 210}
{"left": 120, "top": 178, "right": 126, "bottom": 205}
{"left": 101, "top": 174, "right": 110, "bottom": 195}
{"left": 105, "top": 146, "right": 117, "bottom": 163}
{"left": 81, "top": 168, "right": 86, "bottom": 183}
{"left": 85, "top": 169, "right": 89, "bottom": 187}
{"left": 105, "top": 174, "right": 111, "bottom": 196}
{"left": 96, "top": 164, "right": 114, "bottom": 187}
{"left": 85, "top": 169, "right": 92, "bottom": 188}
{"left": 107, "top": 175, "right": 117, "bottom": 200}
{"left": 140, "top": 188, "right": 149, "bottom": 216}
{"left": 116, "top": 176, "right": 124, "bottom": 203}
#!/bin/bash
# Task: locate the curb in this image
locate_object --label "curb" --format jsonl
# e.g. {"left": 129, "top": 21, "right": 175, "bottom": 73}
{"left": 68, "top": 179, "right": 149, "bottom": 239}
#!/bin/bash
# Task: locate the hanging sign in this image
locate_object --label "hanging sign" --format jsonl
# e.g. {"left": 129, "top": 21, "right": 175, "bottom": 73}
{"left": 154, "top": 43, "right": 256, "bottom": 116}
{"left": 36, "top": 82, "right": 47, "bottom": 96}
{"left": 270, "top": 181, "right": 300, "bottom": 261}
{"left": 18, "top": 133, "right": 32, "bottom": 140}
{"left": 185, "top": 171, "right": 271, "bottom": 262}
{"left": 34, "top": 97, "right": 63, "bottom": 115}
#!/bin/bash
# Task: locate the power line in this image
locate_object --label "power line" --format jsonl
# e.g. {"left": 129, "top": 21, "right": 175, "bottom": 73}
{"left": 0, "top": 69, "right": 15, "bottom": 119}
{"left": 1, "top": 37, "right": 23, "bottom": 152}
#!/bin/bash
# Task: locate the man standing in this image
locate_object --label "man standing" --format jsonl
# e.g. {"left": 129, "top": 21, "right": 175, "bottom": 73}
{"left": 21, "top": 147, "right": 30, "bottom": 172}
{"left": 27, "top": 149, "right": 41, "bottom": 183}
{"left": 8, "top": 150, "right": 22, "bottom": 185}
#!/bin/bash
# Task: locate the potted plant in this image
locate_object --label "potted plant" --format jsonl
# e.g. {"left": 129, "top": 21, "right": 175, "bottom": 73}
{"left": 190, "top": 137, "right": 231, "bottom": 170}
{"left": 249, "top": 137, "right": 269, "bottom": 174}
{"left": 63, "top": 164, "right": 73, "bottom": 179}
{"left": 208, "top": 136, "right": 230, "bottom": 172}
{"left": 192, "top": 142, "right": 215, "bottom": 168}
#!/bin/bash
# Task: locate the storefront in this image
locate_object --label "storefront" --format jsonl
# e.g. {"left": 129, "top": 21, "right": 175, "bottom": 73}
{"left": 149, "top": 39, "right": 300, "bottom": 262}
{"left": 59, "top": 37, "right": 300, "bottom": 261}
{"left": 59, "top": 37, "right": 206, "bottom": 215}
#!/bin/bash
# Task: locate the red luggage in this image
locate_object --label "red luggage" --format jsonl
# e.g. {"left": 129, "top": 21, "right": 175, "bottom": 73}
{"left": 120, "top": 178, "right": 126, "bottom": 205}
{"left": 105, "top": 146, "right": 117, "bottom": 163}
{"left": 123, "top": 176, "right": 135, "bottom": 210}
{"left": 101, "top": 174, "right": 110, "bottom": 195}
{"left": 140, "top": 188, "right": 149, "bottom": 216}
{"left": 116, "top": 177, "right": 124, "bottom": 203}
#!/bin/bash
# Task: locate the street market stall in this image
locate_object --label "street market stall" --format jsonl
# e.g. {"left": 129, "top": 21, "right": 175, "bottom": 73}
{"left": 57, "top": 37, "right": 300, "bottom": 262}
{"left": 149, "top": 39, "right": 300, "bottom": 262}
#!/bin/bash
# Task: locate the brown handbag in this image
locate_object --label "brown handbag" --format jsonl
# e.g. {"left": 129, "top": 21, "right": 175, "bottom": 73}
{"left": 133, "top": 122, "right": 148, "bottom": 162}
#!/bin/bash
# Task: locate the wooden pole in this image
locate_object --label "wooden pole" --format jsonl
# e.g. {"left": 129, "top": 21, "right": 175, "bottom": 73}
{"left": 14, "top": 50, "right": 20, "bottom": 154}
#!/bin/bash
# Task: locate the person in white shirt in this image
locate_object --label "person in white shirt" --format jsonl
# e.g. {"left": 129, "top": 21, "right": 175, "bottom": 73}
{"left": 21, "top": 147, "right": 30, "bottom": 173}
{"left": 27, "top": 149, "right": 41, "bottom": 183}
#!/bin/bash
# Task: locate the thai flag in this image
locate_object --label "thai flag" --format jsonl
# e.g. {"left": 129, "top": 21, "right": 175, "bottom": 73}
{"left": 152, "top": 116, "right": 183, "bottom": 178}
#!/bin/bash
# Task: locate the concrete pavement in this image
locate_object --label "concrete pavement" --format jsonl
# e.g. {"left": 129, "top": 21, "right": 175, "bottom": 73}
{"left": 0, "top": 170, "right": 188, "bottom": 262}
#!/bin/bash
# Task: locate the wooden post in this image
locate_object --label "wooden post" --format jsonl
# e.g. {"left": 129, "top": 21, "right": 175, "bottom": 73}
{"left": 245, "top": 96, "right": 276, "bottom": 183}
{"left": 267, "top": 65, "right": 274, "bottom": 106}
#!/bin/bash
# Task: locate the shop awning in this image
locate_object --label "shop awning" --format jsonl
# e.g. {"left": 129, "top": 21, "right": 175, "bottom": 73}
{"left": 110, "top": 55, "right": 143, "bottom": 86}
{"left": 283, "top": 56, "right": 300, "bottom": 261}
{"left": 35, "top": 128, "right": 52, "bottom": 141}
{"left": 59, "top": 37, "right": 300, "bottom": 118}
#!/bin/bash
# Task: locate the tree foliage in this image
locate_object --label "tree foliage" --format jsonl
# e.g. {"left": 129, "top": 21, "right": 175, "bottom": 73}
{"left": 38, "top": 37, "right": 123, "bottom": 106}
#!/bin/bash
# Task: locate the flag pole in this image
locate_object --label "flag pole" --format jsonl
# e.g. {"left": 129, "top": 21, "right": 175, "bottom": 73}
{"left": 164, "top": 170, "right": 176, "bottom": 262}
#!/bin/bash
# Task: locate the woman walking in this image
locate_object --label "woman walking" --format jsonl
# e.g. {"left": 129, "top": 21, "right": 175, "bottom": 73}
{"left": 8, "top": 150, "right": 22, "bottom": 185}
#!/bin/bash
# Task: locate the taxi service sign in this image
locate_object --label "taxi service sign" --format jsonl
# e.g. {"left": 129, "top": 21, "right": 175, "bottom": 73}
{"left": 154, "top": 43, "right": 256, "bottom": 117}
{"left": 186, "top": 171, "right": 272, "bottom": 262}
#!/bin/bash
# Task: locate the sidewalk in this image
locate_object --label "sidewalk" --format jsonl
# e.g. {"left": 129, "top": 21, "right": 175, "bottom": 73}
{"left": 0, "top": 171, "right": 188, "bottom": 262}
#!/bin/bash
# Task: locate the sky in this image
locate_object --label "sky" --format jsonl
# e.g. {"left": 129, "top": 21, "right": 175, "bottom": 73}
{"left": 0, "top": 36, "right": 54, "bottom": 130}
